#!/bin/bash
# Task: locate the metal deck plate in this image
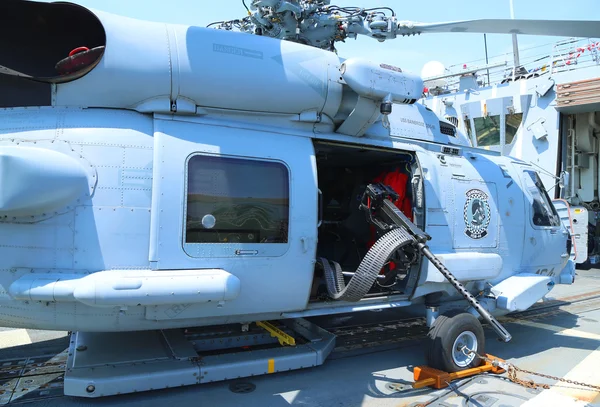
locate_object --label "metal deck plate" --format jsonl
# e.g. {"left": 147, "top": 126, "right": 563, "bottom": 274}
{"left": 63, "top": 319, "right": 336, "bottom": 398}
{"left": 0, "top": 351, "right": 67, "bottom": 405}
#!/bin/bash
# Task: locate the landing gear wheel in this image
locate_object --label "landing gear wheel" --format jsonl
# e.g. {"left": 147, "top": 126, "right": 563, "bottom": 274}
{"left": 426, "top": 310, "right": 485, "bottom": 373}
{"left": 576, "top": 259, "right": 591, "bottom": 270}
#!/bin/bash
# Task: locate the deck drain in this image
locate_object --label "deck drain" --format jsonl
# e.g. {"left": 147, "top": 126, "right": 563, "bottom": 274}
{"left": 229, "top": 381, "right": 256, "bottom": 394}
{"left": 385, "top": 383, "right": 411, "bottom": 392}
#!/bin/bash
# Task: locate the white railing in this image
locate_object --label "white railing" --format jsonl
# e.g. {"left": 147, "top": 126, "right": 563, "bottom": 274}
{"left": 424, "top": 37, "right": 600, "bottom": 94}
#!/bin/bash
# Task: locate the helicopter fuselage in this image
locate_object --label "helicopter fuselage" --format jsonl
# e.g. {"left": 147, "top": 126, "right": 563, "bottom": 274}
{"left": 0, "top": 0, "right": 573, "bottom": 333}
{"left": 0, "top": 104, "right": 572, "bottom": 332}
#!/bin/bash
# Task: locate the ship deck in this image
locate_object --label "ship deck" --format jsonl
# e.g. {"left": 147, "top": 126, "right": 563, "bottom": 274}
{"left": 1, "top": 270, "right": 600, "bottom": 407}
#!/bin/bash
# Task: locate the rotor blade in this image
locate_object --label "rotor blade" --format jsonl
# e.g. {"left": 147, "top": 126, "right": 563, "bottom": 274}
{"left": 397, "top": 19, "right": 600, "bottom": 39}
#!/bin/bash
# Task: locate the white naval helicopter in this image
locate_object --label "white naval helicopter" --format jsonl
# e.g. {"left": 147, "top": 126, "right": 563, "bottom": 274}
{"left": 0, "top": 0, "right": 593, "bottom": 399}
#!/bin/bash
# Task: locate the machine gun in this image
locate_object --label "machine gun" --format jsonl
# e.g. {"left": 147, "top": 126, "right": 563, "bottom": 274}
{"left": 359, "top": 183, "right": 512, "bottom": 343}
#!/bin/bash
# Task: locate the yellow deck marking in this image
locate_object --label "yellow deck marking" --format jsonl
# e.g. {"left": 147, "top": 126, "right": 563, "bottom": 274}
{"left": 523, "top": 391, "right": 592, "bottom": 407}
{"left": 0, "top": 329, "right": 31, "bottom": 348}
{"left": 268, "top": 358, "right": 275, "bottom": 374}
{"left": 506, "top": 319, "right": 600, "bottom": 341}
{"left": 507, "top": 321, "right": 600, "bottom": 405}
{"left": 521, "top": 347, "right": 600, "bottom": 406}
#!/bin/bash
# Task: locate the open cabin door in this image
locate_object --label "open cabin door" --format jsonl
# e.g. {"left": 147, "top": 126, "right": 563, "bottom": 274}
{"left": 148, "top": 117, "right": 318, "bottom": 320}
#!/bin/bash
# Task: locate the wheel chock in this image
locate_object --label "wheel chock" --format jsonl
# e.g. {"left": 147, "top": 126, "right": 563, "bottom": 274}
{"left": 413, "top": 354, "right": 506, "bottom": 390}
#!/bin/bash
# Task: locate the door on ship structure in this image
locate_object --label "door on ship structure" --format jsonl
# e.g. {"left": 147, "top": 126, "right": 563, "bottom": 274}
{"left": 148, "top": 117, "right": 319, "bottom": 320}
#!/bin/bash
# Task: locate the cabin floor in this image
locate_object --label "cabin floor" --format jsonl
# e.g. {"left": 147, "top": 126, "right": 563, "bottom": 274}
{"left": 0, "top": 269, "right": 599, "bottom": 406}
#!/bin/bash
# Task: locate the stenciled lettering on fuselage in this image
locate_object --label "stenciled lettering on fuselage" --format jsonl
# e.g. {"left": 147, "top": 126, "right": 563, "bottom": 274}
{"left": 463, "top": 189, "right": 491, "bottom": 239}
{"left": 398, "top": 117, "right": 436, "bottom": 131}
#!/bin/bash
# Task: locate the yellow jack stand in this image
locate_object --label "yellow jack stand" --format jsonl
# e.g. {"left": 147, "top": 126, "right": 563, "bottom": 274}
{"left": 413, "top": 354, "right": 506, "bottom": 390}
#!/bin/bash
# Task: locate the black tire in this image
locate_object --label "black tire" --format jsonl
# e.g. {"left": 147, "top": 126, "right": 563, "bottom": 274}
{"left": 425, "top": 310, "right": 485, "bottom": 373}
{"left": 576, "top": 259, "right": 591, "bottom": 270}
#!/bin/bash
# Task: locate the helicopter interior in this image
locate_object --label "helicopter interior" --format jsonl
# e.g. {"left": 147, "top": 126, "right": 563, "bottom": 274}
{"left": 0, "top": 0, "right": 106, "bottom": 108}
{"left": 310, "top": 141, "right": 424, "bottom": 301}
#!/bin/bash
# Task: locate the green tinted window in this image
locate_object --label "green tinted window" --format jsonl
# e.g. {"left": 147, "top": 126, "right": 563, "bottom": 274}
{"left": 506, "top": 113, "right": 523, "bottom": 145}
{"left": 474, "top": 115, "right": 501, "bottom": 146}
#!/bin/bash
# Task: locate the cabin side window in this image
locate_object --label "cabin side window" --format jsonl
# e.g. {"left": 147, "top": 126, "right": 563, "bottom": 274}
{"left": 184, "top": 154, "right": 289, "bottom": 245}
{"left": 523, "top": 170, "right": 561, "bottom": 227}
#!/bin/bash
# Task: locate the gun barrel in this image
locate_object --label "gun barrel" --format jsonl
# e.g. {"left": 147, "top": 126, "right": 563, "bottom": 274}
{"left": 419, "top": 243, "right": 512, "bottom": 342}
{"left": 363, "top": 183, "right": 512, "bottom": 342}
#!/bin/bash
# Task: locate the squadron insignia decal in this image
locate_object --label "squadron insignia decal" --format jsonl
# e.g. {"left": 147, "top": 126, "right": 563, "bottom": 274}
{"left": 464, "top": 189, "right": 491, "bottom": 239}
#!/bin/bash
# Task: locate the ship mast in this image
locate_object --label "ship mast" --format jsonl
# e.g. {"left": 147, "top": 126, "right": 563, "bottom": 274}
{"left": 510, "top": 0, "right": 521, "bottom": 78}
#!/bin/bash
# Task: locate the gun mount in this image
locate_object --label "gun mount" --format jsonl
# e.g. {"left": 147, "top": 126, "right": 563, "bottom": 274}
{"left": 358, "top": 183, "right": 513, "bottom": 343}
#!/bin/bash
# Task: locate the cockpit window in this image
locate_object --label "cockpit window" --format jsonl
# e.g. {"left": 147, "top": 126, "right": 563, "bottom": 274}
{"left": 523, "top": 170, "right": 561, "bottom": 227}
{"left": 185, "top": 154, "right": 290, "bottom": 245}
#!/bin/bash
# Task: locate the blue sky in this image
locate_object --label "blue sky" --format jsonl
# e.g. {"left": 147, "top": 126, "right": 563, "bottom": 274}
{"left": 49, "top": 0, "right": 599, "bottom": 75}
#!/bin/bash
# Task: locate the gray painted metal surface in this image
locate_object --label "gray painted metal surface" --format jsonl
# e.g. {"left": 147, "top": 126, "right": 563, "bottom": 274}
{"left": 63, "top": 318, "right": 335, "bottom": 398}
{"left": 0, "top": 2, "right": 575, "bottom": 336}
